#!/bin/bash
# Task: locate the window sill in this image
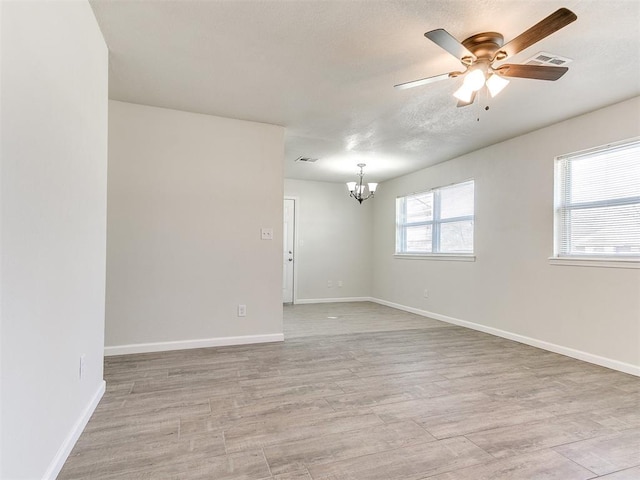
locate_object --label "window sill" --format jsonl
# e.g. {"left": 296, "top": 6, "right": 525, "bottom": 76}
{"left": 548, "top": 257, "right": 640, "bottom": 269}
{"left": 394, "top": 254, "right": 476, "bottom": 262}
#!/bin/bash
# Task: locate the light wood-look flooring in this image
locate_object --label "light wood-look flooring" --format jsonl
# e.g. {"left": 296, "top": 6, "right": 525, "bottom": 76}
{"left": 59, "top": 302, "right": 640, "bottom": 479}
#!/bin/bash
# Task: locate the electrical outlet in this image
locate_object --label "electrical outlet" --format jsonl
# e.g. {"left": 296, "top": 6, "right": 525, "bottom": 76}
{"left": 238, "top": 304, "right": 247, "bottom": 317}
{"left": 260, "top": 228, "right": 273, "bottom": 240}
{"left": 338, "top": 280, "right": 343, "bottom": 287}
{"left": 423, "top": 289, "right": 429, "bottom": 298}
{"left": 327, "top": 280, "right": 333, "bottom": 288}
{"left": 79, "top": 354, "right": 86, "bottom": 380}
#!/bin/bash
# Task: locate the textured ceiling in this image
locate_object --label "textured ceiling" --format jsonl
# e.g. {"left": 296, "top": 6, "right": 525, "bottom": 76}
{"left": 90, "top": 0, "right": 640, "bottom": 183}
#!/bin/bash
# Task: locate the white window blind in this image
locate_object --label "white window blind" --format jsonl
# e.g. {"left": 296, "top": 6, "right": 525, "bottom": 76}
{"left": 396, "top": 180, "right": 474, "bottom": 255}
{"left": 555, "top": 138, "right": 640, "bottom": 258}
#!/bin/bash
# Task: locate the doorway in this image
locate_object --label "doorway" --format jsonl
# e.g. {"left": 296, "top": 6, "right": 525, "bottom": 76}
{"left": 283, "top": 198, "right": 296, "bottom": 303}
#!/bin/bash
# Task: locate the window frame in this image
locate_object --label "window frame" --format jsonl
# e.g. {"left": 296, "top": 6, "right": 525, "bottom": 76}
{"left": 395, "top": 180, "right": 475, "bottom": 259}
{"left": 551, "top": 137, "right": 640, "bottom": 268}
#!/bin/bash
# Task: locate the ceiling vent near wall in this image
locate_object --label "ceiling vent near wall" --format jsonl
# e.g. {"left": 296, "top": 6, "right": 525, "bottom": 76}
{"left": 524, "top": 51, "right": 573, "bottom": 67}
{"left": 294, "top": 156, "right": 319, "bottom": 163}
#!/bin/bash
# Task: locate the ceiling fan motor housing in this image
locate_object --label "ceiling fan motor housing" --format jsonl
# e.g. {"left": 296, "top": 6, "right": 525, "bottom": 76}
{"left": 461, "top": 32, "right": 505, "bottom": 64}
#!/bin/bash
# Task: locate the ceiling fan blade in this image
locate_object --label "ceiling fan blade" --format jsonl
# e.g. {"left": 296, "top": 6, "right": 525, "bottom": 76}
{"left": 394, "top": 72, "right": 455, "bottom": 90}
{"left": 496, "top": 64, "right": 568, "bottom": 80}
{"left": 456, "top": 90, "right": 477, "bottom": 108}
{"left": 497, "top": 8, "right": 577, "bottom": 60}
{"left": 425, "top": 29, "right": 476, "bottom": 62}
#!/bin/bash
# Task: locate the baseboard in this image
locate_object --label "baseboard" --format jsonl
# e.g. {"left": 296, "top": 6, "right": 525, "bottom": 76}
{"left": 104, "top": 333, "right": 284, "bottom": 356}
{"left": 43, "top": 380, "right": 105, "bottom": 480}
{"left": 370, "top": 298, "right": 640, "bottom": 377}
{"left": 295, "top": 297, "right": 372, "bottom": 305}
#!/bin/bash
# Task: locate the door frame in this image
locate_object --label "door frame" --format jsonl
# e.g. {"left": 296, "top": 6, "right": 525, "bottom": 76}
{"left": 284, "top": 196, "right": 300, "bottom": 304}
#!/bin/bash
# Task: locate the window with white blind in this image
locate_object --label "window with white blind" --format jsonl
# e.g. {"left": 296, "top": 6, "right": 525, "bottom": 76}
{"left": 554, "top": 138, "right": 640, "bottom": 260}
{"left": 396, "top": 180, "right": 474, "bottom": 256}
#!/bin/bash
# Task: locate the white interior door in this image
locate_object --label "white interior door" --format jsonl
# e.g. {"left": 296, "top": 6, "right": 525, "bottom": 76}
{"left": 283, "top": 198, "right": 295, "bottom": 303}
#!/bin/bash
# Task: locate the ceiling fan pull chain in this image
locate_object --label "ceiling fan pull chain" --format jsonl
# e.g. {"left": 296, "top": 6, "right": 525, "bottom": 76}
{"left": 476, "top": 87, "right": 484, "bottom": 122}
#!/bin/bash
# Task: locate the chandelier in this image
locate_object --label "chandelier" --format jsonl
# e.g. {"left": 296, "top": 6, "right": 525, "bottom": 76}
{"left": 346, "top": 163, "right": 377, "bottom": 204}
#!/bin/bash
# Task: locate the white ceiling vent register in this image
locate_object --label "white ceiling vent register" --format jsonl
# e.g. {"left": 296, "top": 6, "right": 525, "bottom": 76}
{"left": 525, "top": 51, "right": 573, "bottom": 67}
{"left": 294, "top": 156, "right": 318, "bottom": 163}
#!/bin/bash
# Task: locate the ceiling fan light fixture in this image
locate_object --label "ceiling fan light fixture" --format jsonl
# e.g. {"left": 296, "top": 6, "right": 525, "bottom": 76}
{"left": 463, "top": 68, "right": 486, "bottom": 92}
{"left": 454, "top": 84, "right": 474, "bottom": 103}
{"left": 486, "top": 73, "right": 510, "bottom": 97}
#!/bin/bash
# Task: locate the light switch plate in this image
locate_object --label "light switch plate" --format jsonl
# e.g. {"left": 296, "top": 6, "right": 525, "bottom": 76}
{"left": 261, "top": 228, "right": 273, "bottom": 240}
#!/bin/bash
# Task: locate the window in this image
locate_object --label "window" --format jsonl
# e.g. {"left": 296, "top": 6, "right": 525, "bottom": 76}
{"left": 396, "top": 180, "right": 474, "bottom": 255}
{"left": 554, "top": 138, "right": 640, "bottom": 259}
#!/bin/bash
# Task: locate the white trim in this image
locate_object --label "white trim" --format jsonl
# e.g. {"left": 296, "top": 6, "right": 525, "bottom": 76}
{"left": 295, "top": 297, "right": 372, "bottom": 305}
{"left": 104, "top": 333, "right": 284, "bottom": 356}
{"left": 43, "top": 380, "right": 105, "bottom": 480}
{"left": 556, "top": 136, "right": 640, "bottom": 160}
{"left": 370, "top": 298, "right": 640, "bottom": 377}
{"left": 395, "top": 177, "right": 476, "bottom": 200}
{"left": 548, "top": 257, "right": 640, "bottom": 269}
{"left": 394, "top": 254, "right": 476, "bottom": 262}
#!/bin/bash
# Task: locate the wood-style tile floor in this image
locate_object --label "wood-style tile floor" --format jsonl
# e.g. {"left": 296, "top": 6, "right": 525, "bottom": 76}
{"left": 59, "top": 302, "right": 640, "bottom": 479}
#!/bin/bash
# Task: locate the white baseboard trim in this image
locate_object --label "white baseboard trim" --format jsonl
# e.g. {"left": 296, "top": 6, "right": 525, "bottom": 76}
{"left": 370, "top": 297, "right": 640, "bottom": 377}
{"left": 295, "top": 297, "right": 372, "bottom": 305}
{"left": 43, "top": 380, "right": 105, "bottom": 480}
{"left": 104, "top": 333, "right": 284, "bottom": 356}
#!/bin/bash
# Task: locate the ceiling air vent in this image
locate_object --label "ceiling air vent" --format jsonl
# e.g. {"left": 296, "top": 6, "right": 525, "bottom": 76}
{"left": 294, "top": 156, "right": 318, "bottom": 163}
{"left": 524, "top": 51, "right": 573, "bottom": 67}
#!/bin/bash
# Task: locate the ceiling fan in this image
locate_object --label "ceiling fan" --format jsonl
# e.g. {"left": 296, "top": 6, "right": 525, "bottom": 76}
{"left": 395, "top": 8, "right": 577, "bottom": 106}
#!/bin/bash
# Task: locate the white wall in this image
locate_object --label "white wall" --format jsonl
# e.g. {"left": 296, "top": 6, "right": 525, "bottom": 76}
{"left": 284, "top": 179, "right": 372, "bottom": 301}
{"left": 372, "top": 97, "right": 640, "bottom": 373}
{"left": 0, "top": 2, "right": 108, "bottom": 478}
{"left": 106, "top": 101, "right": 284, "bottom": 352}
